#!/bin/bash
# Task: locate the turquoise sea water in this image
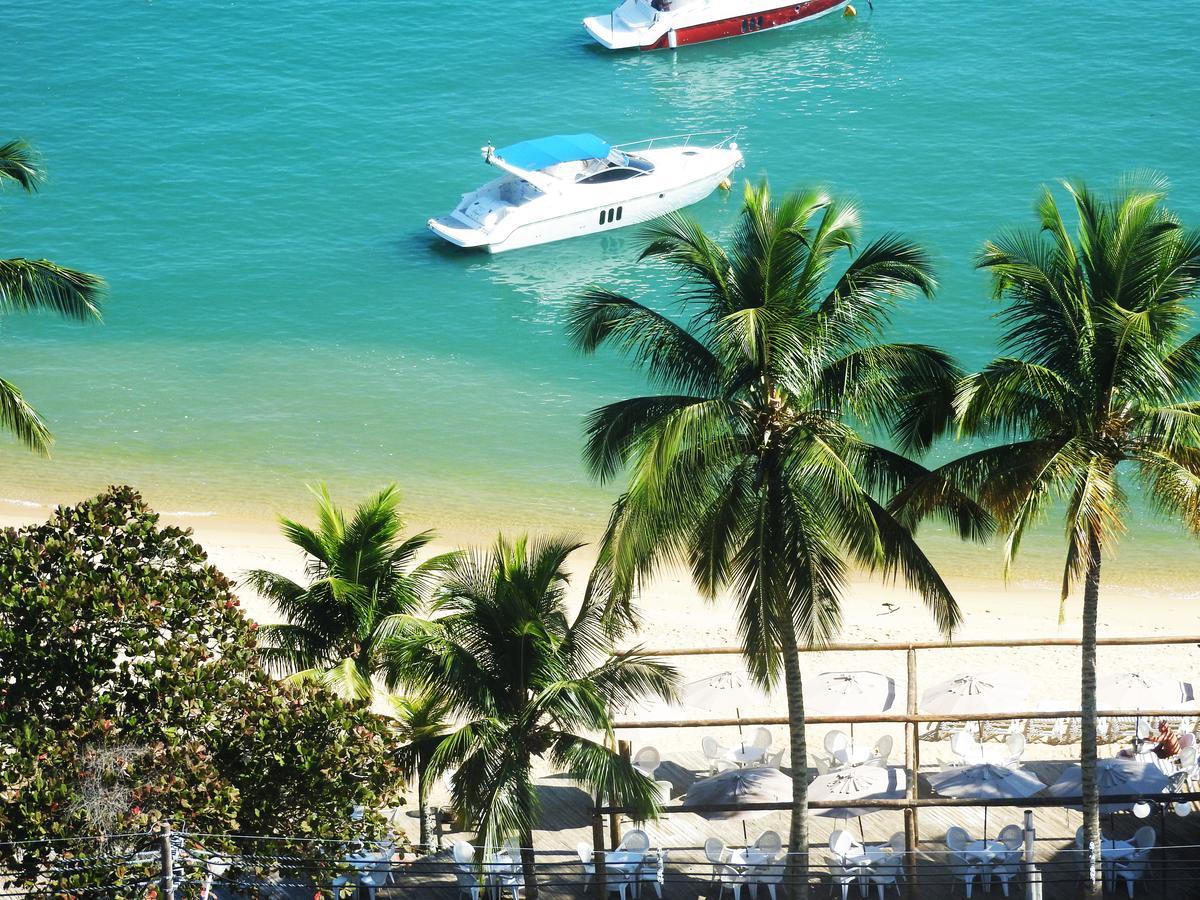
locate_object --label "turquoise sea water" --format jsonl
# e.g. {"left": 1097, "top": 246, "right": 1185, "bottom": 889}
{"left": 4, "top": 1, "right": 1199, "bottom": 584}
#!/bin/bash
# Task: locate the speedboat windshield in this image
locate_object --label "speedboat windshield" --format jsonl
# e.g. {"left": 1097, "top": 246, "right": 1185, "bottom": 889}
{"left": 576, "top": 152, "right": 656, "bottom": 184}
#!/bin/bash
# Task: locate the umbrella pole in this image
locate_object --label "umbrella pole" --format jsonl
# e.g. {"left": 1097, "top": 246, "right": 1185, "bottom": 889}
{"left": 742, "top": 820, "right": 748, "bottom": 844}
{"left": 983, "top": 806, "right": 988, "bottom": 841}
{"left": 858, "top": 816, "right": 865, "bottom": 843}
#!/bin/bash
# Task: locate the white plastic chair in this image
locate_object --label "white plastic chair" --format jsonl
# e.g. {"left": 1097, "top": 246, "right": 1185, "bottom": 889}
{"left": 633, "top": 746, "right": 661, "bottom": 778}
{"left": 825, "top": 855, "right": 865, "bottom": 900}
{"left": 1113, "top": 827, "right": 1155, "bottom": 897}
{"left": 702, "top": 736, "right": 731, "bottom": 774}
{"left": 829, "top": 829, "right": 859, "bottom": 858}
{"left": 945, "top": 826, "right": 981, "bottom": 898}
{"left": 824, "top": 730, "right": 852, "bottom": 772}
{"left": 453, "top": 841, "right": 476, "bottom": 867}
{"left": 752, "top": 830, "right": 782, "bottom": 857}
{"left": 704, "top": 837, "right": 728, "bottom": 881}
{"left": 1000, "top": 732, "right": 1026, "bottom": 766}
{"left": 765, "top": 748, "right": 786, "bottom": 767}
{"left": 455, "top": 867, "right": 485, "bottom": 900}
{"left": 356, "top": 850, "right": 393, "bottom": 900}
{"left": 751, "top": 727, "right": 773, "bottom": 751}
{"left": 950, "top": 731, "right": 984, "bottom": 765}
{"left": 637, "top": 847, "right": 668, "bottom": 899}
{"left": 451, "top": 842, "right": 480, "bottom": 900}
{"left": 716, "top": 863, "right": 748, "bottom": 900}
{"left": 864, "top": 845, "right": 903, "bottom": 900}
{"left": 824, "top": 730, "right": 850, "bottom": 758}
{"left": 814, "top": 754, "right": 832, "bottom": 776}
{"left": 617, "top": 829, "right": 651, "bottom": 853}
{"left": 990, "top": 825, "right": 1024, "bottom": 898}
{"left": 577, "top": 842, "right": 595, "bottom": 888}
{"left": 747, "top": 851, "right": 784, "bottom": 900}
{"left": 867, "top": 734, "right": 893, "bottom": 767}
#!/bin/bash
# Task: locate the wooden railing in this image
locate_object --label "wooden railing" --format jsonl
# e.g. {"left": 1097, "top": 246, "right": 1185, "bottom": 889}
{"left": 599, "top": 635, "right": 1200, "bottom": 899}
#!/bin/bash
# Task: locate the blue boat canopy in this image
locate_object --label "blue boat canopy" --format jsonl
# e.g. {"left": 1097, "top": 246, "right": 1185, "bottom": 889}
{"left": 496, "top": 133, "right": 611, "bottom": 170}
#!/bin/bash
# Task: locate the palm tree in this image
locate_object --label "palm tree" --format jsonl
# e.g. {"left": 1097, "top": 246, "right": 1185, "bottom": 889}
{"left": 0, "top": 138, "right": 104, "bottom": 453}
{"left": 381, "top": 534, "right": 679, "bottom": 900}
{"left": 393, "top": 690, "right": 453, "bottom": 851}
{"left": 568, "top": 182, "right": 978, "bottom": 897}
{"left": 892, "top": 175, "right": 1200, "bottom": 897}
{"left": 246, "top": 484, "right": 457, "bottom": 701}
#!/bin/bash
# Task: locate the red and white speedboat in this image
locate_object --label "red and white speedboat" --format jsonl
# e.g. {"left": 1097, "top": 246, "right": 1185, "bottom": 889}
{"left": 584, "top": 0, "right": 850, "bottom": 50}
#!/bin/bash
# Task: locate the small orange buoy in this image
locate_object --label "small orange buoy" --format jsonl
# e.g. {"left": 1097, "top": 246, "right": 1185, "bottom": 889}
{"left": 844, "top": 3, "right": 857, "bottom": 15}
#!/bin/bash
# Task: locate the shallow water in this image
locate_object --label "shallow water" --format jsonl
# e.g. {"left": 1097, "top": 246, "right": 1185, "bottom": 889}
{"left": 4, "top": 0, "right": 1199, "bottom": 585}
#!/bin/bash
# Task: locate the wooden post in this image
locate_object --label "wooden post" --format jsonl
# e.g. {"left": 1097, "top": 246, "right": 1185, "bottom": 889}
{"left": 592, "top": 803, "right": 607, "bottom": 900}
{"left": 904, "top": 647, "right": 919, "bottom": 900}
{"left": 159, "top": 821, "right": 175, "bottom": 900}
{"left": 610, "top": 739, "right": 630, "bottom": 849}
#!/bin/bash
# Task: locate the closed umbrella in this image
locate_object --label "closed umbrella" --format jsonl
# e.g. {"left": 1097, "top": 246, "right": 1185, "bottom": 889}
{"left": 808, "top": 765, "right": 907, "bottom": 840}
{"left": 683, "top": 766, "right": 791, "bottom": 840}
{"left": 928, "top": 763, "right": 1045, "bottom": 838}
{"left": 1046, "top": 758, "right": 1171, "bottom": 815}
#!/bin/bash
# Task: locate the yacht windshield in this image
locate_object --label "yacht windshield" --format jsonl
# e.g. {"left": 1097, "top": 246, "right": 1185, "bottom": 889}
{"left": 576, "top": 154, "right": 655, "bottom": 184}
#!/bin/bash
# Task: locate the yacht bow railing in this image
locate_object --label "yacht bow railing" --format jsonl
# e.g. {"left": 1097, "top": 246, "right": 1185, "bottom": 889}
{"left": 613, "top": 128, "right": 743, "bottom": 154}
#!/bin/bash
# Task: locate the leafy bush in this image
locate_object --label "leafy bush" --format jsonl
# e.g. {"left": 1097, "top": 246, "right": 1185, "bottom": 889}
{"left": 0, "top": 487, "right": 405, "bottom": 893}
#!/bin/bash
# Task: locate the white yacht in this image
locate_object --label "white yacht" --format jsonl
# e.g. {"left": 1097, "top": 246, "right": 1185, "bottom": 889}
{"left": 584, "top": 0, "right": 850, "bottom": 51}
{"left": 428, "top": 132, "right": 743, "bottom": 253}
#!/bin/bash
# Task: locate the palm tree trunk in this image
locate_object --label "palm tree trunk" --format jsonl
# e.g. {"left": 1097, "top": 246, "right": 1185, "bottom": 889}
{"left": 782, "top": 638, "right": 810, "bottom": 900}
{"left": 1080, "top": 532, "right": 1103, "bottom": 899}
{"left": 519, "top": 824, "right": 539, "bottom": 900}
{"left": 417, "top": 765, "right": 429, "bottom": 851}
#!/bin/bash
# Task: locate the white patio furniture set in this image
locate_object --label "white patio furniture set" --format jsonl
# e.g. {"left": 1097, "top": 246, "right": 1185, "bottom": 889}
{"left": 1073, "top": 826, "right": 1156, "bottom": 897}
{"left": 814, "top": 731, "right": 893, "bottom": 775}
{"left": 705, "top": 831, "right": 785, "bottom": 900}
{"left": 824, "top": 829, "right": 906, "bottom": 900}
{"left": 577, "top": 829, "right": 668, "bottom": 900}
{"left": 700, "top": 728, "right": 784, "bottom": 774}
{"left": 944, "top": 825, "right": 1023, "bottom": 899}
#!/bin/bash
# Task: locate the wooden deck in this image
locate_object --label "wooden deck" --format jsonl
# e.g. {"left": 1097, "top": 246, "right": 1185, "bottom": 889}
{"left": 379, "top": 749, "right": 1200, "bottom": 899}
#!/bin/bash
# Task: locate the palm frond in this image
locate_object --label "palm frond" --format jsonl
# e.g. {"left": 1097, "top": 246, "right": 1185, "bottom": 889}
{"left": 0, "top": 376, "right": 52, "bottom": 454}
{"left": 0, "top": 139, "right": 41, "bottom": 192}
{"left": 0, "top": 259, "right": 103, "bottom": 321}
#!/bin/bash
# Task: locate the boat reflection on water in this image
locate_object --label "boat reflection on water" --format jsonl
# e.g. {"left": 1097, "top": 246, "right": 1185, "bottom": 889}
{"left": 477, "top": 232, "right": 647, "bottom": 325}
{"left": 605, "top": 17, "right": 888, "bottom": 117}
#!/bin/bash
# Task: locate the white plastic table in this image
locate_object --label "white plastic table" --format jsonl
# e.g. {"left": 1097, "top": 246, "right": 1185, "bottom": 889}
{"left": 833, "top": 745, "right": 872, "bottom": 767}
{"left": 606, "top": 850, "right": 655, "bottom": 898}
{"left": 963, "top": 839, "right": 1011, "bottom": 865}
{"left": 1100, "top": 839, "right": 1135, "bottom": 887}
{"left": 726, "top": 745, "right": 768, "bottom": 766}
{"left": 727, "top": 848, "right": 776, "bottom": 870}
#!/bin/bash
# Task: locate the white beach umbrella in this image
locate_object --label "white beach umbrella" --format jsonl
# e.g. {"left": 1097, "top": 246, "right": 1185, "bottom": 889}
{"left": 680, "top": 670, "right": 749, "bottom": 712}
{"left": 1046, "top": 758, "right": 1171, "bottom": 814}
{"left": 921, "top": 671, "right": 1034, "bottom": 716}
{"left": 807, "top": 671, "right": 898, "bottom": 715}
{"left": 928, "top": 762, "right": 1045, "bottom": 837}
{"left": 1097, "top": 672, "right": 1194, "bottom": 710}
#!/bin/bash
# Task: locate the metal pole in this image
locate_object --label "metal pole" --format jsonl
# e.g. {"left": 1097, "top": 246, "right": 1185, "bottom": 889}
{"left": 159, "top": 821, "right": 175, "bottom": 900}
{"left": 1022, "top": 809, "right": 1041, "bottom": 900}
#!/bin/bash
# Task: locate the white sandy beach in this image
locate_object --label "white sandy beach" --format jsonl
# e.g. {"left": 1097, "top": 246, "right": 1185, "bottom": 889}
{"left": 4, "top": 498, "right": 1197, "bottom": 722}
